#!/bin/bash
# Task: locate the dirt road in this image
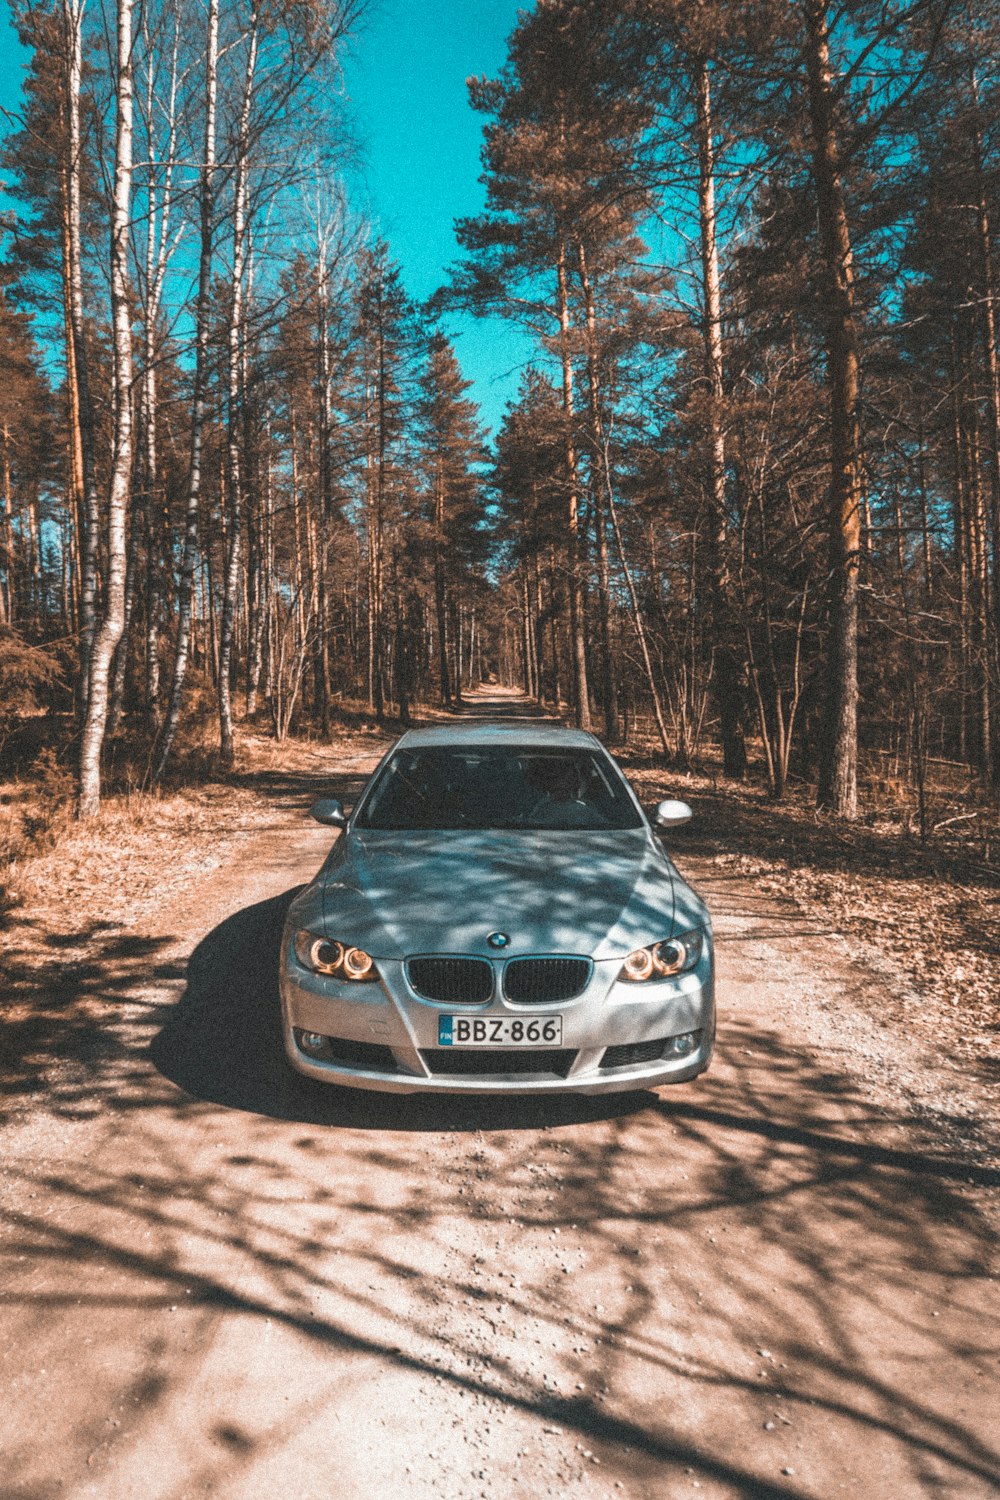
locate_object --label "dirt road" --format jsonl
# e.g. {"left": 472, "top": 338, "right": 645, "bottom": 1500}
{"left": 1, "top": 720, "right": 998, "bottom": 1500}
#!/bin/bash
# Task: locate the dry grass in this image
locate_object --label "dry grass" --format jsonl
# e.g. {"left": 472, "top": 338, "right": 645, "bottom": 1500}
{"left": 4, "top": 784, "right": 265, "bottom": 942}
{"left": 619, "top": 741, "right": 1000, "bottom": 1089}
{"left": 0, "top": 693, "right": 397, "bottom": 928}
{"left": 0, "top": 714, "right": 393, "bottom": 965}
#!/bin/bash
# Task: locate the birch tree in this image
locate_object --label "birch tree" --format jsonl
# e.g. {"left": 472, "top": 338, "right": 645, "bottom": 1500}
{"left": 218, "top": 0, "right": 259, "bottom": 768}
{"left": 153, "top": 0, "right": 219, "bottom": 781}
{"left": 77, "top": 0, "right": 134, "bottom": 814}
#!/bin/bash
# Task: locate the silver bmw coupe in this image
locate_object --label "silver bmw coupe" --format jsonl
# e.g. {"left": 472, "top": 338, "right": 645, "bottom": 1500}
{"left": 280, "top": 722, "right": 714, "bottom": 1094}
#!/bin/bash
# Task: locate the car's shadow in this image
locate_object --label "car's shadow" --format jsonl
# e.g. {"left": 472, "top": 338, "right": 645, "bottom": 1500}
{"left": 150, "top": 888, "right": 647, "bottom": 1133}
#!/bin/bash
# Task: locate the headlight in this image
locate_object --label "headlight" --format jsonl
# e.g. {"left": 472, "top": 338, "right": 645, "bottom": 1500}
{"left": 619, "top": 928, "right": 704, "bottom": 983}
{"left": 293, "top": 930, "right": 378, "bottom": 982}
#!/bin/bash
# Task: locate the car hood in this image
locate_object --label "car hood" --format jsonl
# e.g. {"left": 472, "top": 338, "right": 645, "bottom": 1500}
{"left": 310, "top": 828, "right": 679, "bottom": 961}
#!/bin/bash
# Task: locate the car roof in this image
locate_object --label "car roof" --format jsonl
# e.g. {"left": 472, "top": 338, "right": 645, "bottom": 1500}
{"left": 394, "top": 721, "right": 604, "bottom": 751}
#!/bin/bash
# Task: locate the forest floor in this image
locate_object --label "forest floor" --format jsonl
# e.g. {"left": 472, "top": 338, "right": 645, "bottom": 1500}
{"left": 0, "top": 690, "right": 998, "bottom": 1499}
{"left": 619, "top": 751, "right": 1000, "bottom": 1154}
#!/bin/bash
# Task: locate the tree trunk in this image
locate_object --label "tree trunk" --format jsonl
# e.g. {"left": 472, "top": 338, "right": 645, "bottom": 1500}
{"left": 532, "top": 557, "right": 545, "bottom": 705}
{"left": 555, "top": 231, "right": 590, "bottom": 729}
{"left": 970, "top": 66, "right": 1000, "bottom": 788}
{"left": 247, "top": 417, "right": 271, "bottom": 716}
{"left": 59, "top": 170, "right": 84, "bottom": 635}
{"left": 804, "top": 0, "right": 863, "bottom": 819}
{"left": 107, "top": 475, "right": 142, "bottom": 734}
{"left": 520, "top": 568, "right": 534, "bottom": 697}
{"left": 143, "top": 346, "right": 161, "bottom": 721}
{"left": 313, "top": 243, "right": 333, "bottom": 732}
{"left": 434, "top": 455, "right": 452, "bottom": 706}
{"left": 0, "top": 423, "right": 11, "bottom": 625}
{"left": 365, "top": 329, "right": 386, "bottom": 723}
{"left": 218, "top": 4, "right": 258, "bottom": 769}
{"left": 694, "top": 53, "right": 747, "bottom": 779}
{"left": 576, "top": 242, "right": 617, "bottom": 742}
{"left": 605, "top": 460, "right": 672, "bottom": 759}
{"left": 78, "top": 0, "right": 134, "bottom": 815}
{"left": 139, "top": 0, "right": 180, "bottom": 726}
{"left": 967, "top": 406, "right": 993, "bottom": 779}
{"left": 61, "top": 0, "right": 101, "bottom": 705}
{"left": 154, "top": 0, "right": 219, "bottom": 780}
{"left": 950, "top": 331, "right": 970, "bottom": 763}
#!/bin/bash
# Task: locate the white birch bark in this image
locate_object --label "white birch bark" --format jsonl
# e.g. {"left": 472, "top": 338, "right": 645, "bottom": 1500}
{"left": 218, "top": 3, "right": 260, "bottom": 767}
{"left": 77, "top": 0, "right": 135, "bottom": 815}
{"left": 61, "top": 0, "right": 101, "bottom": 700}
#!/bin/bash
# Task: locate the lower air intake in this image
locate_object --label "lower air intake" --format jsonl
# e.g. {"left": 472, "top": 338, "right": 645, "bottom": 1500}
{"left": 327, "top": 1037, "right": 399, "bottom": 1072}
{"left": 421, "top": 1048, "right": 577, "bottom": 1079}
{"left": 601, "top": 1039, "right": 665, "bottom": 1069}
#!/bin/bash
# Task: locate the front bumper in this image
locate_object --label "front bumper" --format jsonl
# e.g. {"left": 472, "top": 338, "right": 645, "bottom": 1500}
{"left": 279, "top": 940, "right": 715, "bottom": 1095}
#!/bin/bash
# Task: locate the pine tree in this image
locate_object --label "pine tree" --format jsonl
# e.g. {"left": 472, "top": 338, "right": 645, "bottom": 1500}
{"left": 354, "top": 242, "right": 418, "bottom": 722}
{"left": 417, "top": 330, "right": 484, "bottom": 707}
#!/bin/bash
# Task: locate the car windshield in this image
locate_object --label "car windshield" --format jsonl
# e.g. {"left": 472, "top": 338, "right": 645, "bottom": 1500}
{"left": 356, "top": 746, "right": 643, "bottom": 831}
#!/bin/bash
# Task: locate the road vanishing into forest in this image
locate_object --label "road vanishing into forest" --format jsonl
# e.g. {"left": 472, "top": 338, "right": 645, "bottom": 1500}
{"left": 1, "top": 696, "right": 999, "bottom": 1500}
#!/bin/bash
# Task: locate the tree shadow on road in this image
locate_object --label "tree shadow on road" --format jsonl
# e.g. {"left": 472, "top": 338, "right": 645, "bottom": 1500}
{"left": 4, "top": 1002, "right": 1000, "bottom": 1499}
{"left": 0, "top": 916, "right": 184, "bottom": 1124}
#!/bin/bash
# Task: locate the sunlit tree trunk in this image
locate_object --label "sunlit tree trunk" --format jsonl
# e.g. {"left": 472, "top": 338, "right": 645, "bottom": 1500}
{"left": 107, "top": 496, "right": 141, "bottom": 735}
{"left": 58, "top": 174, "right": 83, "bottom": 635}
{"left": 576, "top": 243, "right": 616, "bottom": 742}
{"left": 78, "top": 0, "right": 134, "bottom": 815}
{"left": 154, "top": 0, "right": 218, "bottom": 780}
{"left": 694, "top": 52, "right": 747, "bottom": 779}
{"left": 555, "top": 230, "right": 590, "bottom": 729}
{"left": 434, "top": 450, "right": 452, "bottom": 706}
{"left": 218, "top": 3, "right": 259, "bottom": 768}
{"left": 61, "top": 0, "right": 100, "bottom": 703}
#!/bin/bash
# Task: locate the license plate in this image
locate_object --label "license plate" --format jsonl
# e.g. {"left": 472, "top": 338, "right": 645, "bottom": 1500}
{"left": 438, "top": 1015, "right": 563, "bottom": 1047}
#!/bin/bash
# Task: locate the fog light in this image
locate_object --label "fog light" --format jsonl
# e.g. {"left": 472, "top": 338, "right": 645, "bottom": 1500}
{"left": 665, "top": 1030, "right": 700, "bottom": 1058}
{"left": 298, "top": 1030, "right": 327, "bottom": 1057}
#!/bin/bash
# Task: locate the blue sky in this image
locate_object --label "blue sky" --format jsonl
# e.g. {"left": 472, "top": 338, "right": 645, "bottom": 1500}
{"left": 340, "top": 0, "right": 533, "bottom": 434}
{"left": 0, "top": 6, "right": 25, "bottom": 168}
{"left": 0, "top": 0, "right": 533, "bottom": 436}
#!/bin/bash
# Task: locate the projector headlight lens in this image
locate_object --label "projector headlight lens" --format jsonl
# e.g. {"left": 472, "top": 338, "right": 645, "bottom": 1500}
{"left": 293, "top": 931, "right": 378, "bottom": 982}
{"left": 620, "top": 929, "right": 704, "bottom": 983}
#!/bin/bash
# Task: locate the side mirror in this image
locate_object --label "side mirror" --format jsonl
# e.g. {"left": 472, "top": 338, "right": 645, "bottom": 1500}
{"left": 310, "top": 797, "right": 347, "bottom": 828}
{"left": 654, "top": 798, "right": 693, "bottom": 830}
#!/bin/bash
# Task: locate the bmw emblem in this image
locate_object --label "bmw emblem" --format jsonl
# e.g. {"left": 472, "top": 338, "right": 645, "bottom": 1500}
{"left": 487, "top": 931, "right": 511, "bottom": 950}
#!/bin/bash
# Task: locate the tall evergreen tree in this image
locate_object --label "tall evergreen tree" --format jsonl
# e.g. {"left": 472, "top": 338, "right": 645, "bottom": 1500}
{"left": 417, "top": 330, "right": 484, "bottom": 707}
